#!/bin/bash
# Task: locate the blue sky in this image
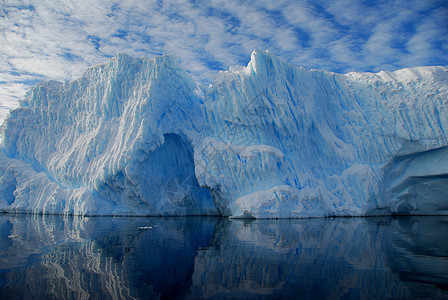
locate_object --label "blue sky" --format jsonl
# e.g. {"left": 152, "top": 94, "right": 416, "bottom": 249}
{"left": 0, "top": 0, "right": 447, "bottom": 119}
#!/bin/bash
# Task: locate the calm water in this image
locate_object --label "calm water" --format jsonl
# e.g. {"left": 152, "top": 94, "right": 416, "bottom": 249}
{"left": 0, "top": 214, "right": 447, "bottom": 299}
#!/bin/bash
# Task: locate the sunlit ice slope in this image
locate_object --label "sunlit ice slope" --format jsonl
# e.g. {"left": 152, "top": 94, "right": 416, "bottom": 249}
{"left": 0, "top": 54, "right": 218, "bottom": 216}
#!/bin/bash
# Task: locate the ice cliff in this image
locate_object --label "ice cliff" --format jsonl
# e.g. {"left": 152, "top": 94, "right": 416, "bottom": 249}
{"left": 0, "top": 54, "right": 217, "bottom": 216}
{"left": 1, "top": 50, "right": 447, "bottom": 217}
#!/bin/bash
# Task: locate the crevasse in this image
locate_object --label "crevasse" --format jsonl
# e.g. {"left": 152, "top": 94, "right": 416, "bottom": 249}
{"left": 1, "top": 50, "right": 447, "bottom": 217}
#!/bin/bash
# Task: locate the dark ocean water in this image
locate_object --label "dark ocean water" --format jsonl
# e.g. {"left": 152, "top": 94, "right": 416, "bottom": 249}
{"left": 0, "top": 214, "right": 447, "bottom": 299}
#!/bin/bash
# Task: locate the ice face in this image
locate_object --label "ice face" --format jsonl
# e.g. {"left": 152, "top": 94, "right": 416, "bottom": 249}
{"left": 195, "top": 50, "right": 448, "bottom": 218}
{"left": 1, "top": 50, "right": 447, "bottom": 217}
{"left": 0, "top": 54, "right": 218, "bottom": 216}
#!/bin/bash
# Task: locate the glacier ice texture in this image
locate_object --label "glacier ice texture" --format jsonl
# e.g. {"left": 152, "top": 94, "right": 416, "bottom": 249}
{"left": 0, "top": 54, "right": 217, "bottom": 216}
{"left": 0, "top": 50, "right": 447, "bottom": 217}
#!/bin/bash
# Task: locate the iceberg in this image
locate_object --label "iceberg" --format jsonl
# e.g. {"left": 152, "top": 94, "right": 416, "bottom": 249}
{"left": 1, "top": 50, "right": 447, "bottom": 217}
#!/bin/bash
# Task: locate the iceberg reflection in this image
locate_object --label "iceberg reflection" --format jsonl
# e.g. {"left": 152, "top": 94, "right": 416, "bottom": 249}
{"left": 0, "top": 215, "right": 447, "bottom": 299}
{"left": 189, "top": 217, "right": 448, "bottom": 299}
{"left": 387, "top": 217, "right": 448, "bottom": 294}
{"left": 0, "top": 215, "right": 218, "bottom": 299}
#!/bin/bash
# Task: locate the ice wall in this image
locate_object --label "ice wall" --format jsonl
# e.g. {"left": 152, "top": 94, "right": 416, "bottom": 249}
{"left": 0, "top": 54, "right": 217, "bottom": 216}
{"left": 0, "top": 51, "right": 447, "bottom": 217}
{"left": 195, "top": 50, "right": 448, "bottom": 218}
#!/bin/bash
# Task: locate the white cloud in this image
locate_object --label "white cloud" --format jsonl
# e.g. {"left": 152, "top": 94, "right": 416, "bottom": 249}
{"left": 402, "top": 7, "right": 448, "bottom": 67}
{"left": 0, "top": 0, "right": 446, "bottom": 116}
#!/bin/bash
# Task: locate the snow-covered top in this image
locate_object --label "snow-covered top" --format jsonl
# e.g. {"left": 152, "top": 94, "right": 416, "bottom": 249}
{"left": 346, "top": 65, "right": 448, "bottom": 84}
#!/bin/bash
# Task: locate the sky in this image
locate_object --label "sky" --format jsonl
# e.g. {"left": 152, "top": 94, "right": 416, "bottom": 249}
{"left": 0, "top": 0, "right": 447, "bottom": 120}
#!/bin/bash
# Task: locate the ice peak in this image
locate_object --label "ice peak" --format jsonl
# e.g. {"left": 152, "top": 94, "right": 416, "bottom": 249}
{"left": 247, "top": 50, "right": 277, "bottom": 76}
